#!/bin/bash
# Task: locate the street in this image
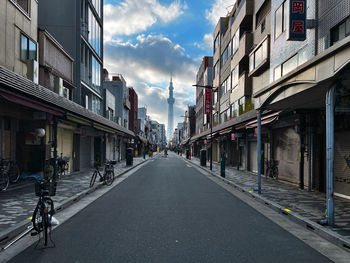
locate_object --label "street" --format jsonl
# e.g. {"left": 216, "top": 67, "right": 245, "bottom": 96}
{"left": 8, "top": 153, "right": 332, "bottom": 263}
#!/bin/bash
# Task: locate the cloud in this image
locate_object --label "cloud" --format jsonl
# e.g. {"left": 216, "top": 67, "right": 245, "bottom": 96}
{"left": 104, "top": 34, "right": 199, "bottom": 130}
{"left": 104, "top": 0, "right": 187, "bottom": 38}
{"left": 194, "top": 33, "right": 213, "bottom": 51}
{"left": 205, "top": 0, "right": 237, "bottom": 26}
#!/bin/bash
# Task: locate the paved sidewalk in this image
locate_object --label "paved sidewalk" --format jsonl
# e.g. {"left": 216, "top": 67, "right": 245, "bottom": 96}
{"left": 181, "top": 155, "right": 350, "bottom": 243}
{"left": 0, "top": 155, "right": 154, "bottom": 234}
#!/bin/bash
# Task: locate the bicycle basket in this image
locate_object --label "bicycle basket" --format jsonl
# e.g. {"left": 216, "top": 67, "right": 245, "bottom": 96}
{"left": 35, "top": 179, "right": 50, "bottom": 196}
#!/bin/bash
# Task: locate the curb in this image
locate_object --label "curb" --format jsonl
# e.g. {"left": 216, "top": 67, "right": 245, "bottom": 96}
{"left": 182, "top": 157, "right": 350, "bottom": 252}
{"left": 0, "top": 157, "right": 150, "bottom": 250}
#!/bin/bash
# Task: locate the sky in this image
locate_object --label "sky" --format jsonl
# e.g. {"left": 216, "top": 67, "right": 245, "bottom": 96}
{"left": 103, "top": 0, "right": 236, "bottom": 134}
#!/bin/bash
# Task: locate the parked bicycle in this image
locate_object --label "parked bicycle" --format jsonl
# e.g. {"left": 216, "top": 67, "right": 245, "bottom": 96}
{"left": 89, "top": 160, "right": 116, "bottom": 188}
{"left": 0, "top": 159, "right": 20, "bottom": 191}
{"left": 57, "top": 153, "right": 69, "bottom": 178}
{"left": 265, "top": 160, "right": 279, "bottom": 179}
{"left": 32, "top": 179, "right": 56, "bottom": 247}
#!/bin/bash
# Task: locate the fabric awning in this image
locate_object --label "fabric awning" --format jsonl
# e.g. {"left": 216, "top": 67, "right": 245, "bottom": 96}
{"left": 137, "top": 135, "right": 147, "bottom": 144}
{"left": 245, "top": 111, "right": 281, "bottom": 129}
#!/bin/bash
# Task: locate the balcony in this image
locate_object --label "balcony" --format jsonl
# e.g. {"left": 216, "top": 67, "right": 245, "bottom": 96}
{"left": 231, "top": 32, "right": 253, "bottom": 67}
{"left": 230, "top": 0, "right": 254, "bottom": 34}
{"left": 230, "top": 72, "right": 252, "bottom": 104}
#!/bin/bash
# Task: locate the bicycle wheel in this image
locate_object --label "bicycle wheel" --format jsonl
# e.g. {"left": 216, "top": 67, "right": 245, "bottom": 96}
{"left": 272, "top": 166, "right": 278, "bottom": 179}
{"left": 0, "top": 172, "right": 9, "bottom": 191}
{"left": 32, "top": 205, "right": 42, "bottom": 232}
{"left": 9, "top": 163, "right": 20, "bottom": 183}
{"left": 104, "top": 171, "right": 114, "bottom": 186}
{"left": 90, "top": 171, "right": 97, "bottom": 187}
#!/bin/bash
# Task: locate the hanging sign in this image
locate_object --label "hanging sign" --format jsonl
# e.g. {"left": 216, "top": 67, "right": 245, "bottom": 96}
{"left": 204, "top": 139, "right": 207, "bottom": 145}
{"left": 204, "top": 88, "right": 211, "bottom": 114}
{"left": 287, "top": 0, "right": 307, "bottom": 41}
{"left": 231, "top": 133, "right": 236, "bottom": 141}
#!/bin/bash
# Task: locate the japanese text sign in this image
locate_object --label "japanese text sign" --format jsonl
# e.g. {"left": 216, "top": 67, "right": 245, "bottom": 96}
{"left": 204, "top": 88, "right": 211, "bottom": 114}
{"left": 287, "top": 0, "right": 307, "bottom": 41}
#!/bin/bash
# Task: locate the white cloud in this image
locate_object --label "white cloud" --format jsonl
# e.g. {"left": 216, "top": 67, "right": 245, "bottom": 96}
{"left": 193, "top": 33, "right": 213, "bottom": 52}
{"left": 104, "top": 34, "right": 199, "bottom": 129}
{"left": 205, "top": 0, "right": 237, "bottom": 26}
{"left": 104, "top": 0, "right": 187, "bottom": 38}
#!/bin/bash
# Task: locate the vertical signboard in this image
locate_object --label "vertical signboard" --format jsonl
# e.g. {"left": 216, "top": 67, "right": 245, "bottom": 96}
{"left": 287, "top": 0, "right": 307, "bottom": 41}
{"left": 204, "top": 88, "right": 211, "bottom": 114}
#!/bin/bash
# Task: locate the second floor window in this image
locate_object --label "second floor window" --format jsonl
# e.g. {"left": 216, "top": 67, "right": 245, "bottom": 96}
{"left": 21, "top": 34, "right": 36, "bottom": 62}
{"left": 331, "top": 17, "right": 350, "bottom": 46}
{"left": 214, "top": 34, "right": 220, "bottom": 53}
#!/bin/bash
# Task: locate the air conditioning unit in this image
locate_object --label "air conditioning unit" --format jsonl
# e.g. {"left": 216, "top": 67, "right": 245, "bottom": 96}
{"left": 27, "top": 59, "right": 39, "bottom": 84}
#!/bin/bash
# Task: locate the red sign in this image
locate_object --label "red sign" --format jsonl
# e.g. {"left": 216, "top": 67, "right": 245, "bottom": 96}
{"left": 287, "top": 0, "right": 306, "bottom": 41}
{"left": 204, "top": 139, "right": 207, "bottom": 145}
{"left": 292, "top": 1, "right": 305, "bottom": 13}
{"left": 204, "top": 88, "right": 211, "bottom": 114}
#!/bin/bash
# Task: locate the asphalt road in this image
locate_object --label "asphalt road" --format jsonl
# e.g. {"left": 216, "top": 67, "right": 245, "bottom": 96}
{"left": 9, "top": 153, "right": 331, "bottom": 263}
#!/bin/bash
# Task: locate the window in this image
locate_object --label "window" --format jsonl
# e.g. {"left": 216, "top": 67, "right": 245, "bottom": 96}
{"left": 249, "top": 37, "right": 269, "bottom": 73}
{"left": 231, "top": 101, "right": 238, "bottom": 118}
{"left": 20, "top": 34, "right": 37, "bottom": 62}
{"left": 221, "top": 43, "right": 231, "bottom": 67}
{"left": 91, "top": 55, "right": 101, "bottom": 94}
{"left": 275, "top": 1, "right": 288, "bottom": 39}
{"left": 13, "top": 0, "right": 29, "bottom": 15}
{"left": 214, "top": 62, "right": 220, "bottom": 79}
{"left": 92, "top": 95, "right": 101, "bottom": 115}
{"left": 331, "top": 17, "right": 350, "bottom": 46}
{"left": 92, "top": 0, "right": 101, "bottom": 17}
{"left": 214, "top": 34, "right": 220, "bottom": 52}
{"left": 213, "top": 90, "right": 218, "bottom": 103}
{"left": 231, "top": 65, "right": 239, "bottom": 90}
{"left": 232, "top": 29, "right": 240, "bottom": 56}
{"left": 282, "top": 54, "right": 298, "bottom": 75}
{"left": 88, "top": 7, "right": 101, "bottom": 56}
{"left": 274, "top": 65, "right": 282, "bottom": 81}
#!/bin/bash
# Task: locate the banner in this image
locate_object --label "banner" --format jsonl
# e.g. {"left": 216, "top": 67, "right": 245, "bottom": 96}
{"left": 205, "top": 88, "right": 211, "bottom": 114}
{"left": 287, "top": 0, "right": 307, "bottom": 41}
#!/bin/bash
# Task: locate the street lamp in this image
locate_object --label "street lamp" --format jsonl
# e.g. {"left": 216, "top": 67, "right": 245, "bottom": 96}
{"left": 192, "top": 84, "right": 214, "bottom": 171}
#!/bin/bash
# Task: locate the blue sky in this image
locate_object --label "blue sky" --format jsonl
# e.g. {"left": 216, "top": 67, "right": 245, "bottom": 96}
{"left": 103, "top": 0, "right": 235, "bottom": 133}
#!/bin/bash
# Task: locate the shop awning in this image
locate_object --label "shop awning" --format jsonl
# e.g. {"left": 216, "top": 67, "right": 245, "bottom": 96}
{"left": 0, "top": 89, "right": 65, "bottom": 116}
{"left": 245, "top": 111, "right": 281, "bottom": 129}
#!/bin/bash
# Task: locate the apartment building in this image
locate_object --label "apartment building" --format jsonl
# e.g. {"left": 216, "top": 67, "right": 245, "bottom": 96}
{"left": 38, "top": 0, "right": 103, "bottom": 115}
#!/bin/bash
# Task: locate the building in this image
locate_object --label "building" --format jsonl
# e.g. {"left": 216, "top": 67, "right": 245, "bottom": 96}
{"left": 103, "top": 74, "right": 131, "bottom": 161}
{"left": 38, "top": 0, "right": 103, "bottom": 115}
{"left": 128, "top": 88, "right": 138, "bottom": 133}
{"left": 167, "top": 78, "right": 175, "bottom": 140}
{"left": 195, "top": 56, "right": 213, "bottom": 135}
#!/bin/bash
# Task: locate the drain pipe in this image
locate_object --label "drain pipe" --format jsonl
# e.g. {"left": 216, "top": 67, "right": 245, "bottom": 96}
{"left": 257, "top": 110, "right": 262, "bottom": 194}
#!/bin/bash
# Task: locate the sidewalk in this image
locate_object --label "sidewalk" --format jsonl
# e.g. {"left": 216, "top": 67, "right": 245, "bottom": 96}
{"left": 182, "top": 155, "right": 350, "bottom": 249}
{"left": 0, "top": 154, "right": 155, "bottom": 238}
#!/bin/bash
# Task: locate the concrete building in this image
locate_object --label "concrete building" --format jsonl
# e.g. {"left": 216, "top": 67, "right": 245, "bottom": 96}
{"left": 195, "top": 56, "right": 213, "bottom": 135}
{"left": 38, "top": 0, "right": 103, "bottom": 115}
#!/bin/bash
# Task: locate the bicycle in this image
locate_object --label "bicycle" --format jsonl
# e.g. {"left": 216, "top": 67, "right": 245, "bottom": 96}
{"left": 57, "top": 153, "right": 69, "bottom": 178}
{"left": 265, "top": 160, "right": 279, "bottom": 179}
{"left": 89, "top": 160, "right": 116, "bottom": 187}
{"left": 32, "top": 179, "right": 56, "bottom": 247}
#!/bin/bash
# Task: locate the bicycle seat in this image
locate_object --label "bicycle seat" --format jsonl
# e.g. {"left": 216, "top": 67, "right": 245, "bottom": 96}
{"left": 109, "top": 160, "right": 117, "bottom": 165}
